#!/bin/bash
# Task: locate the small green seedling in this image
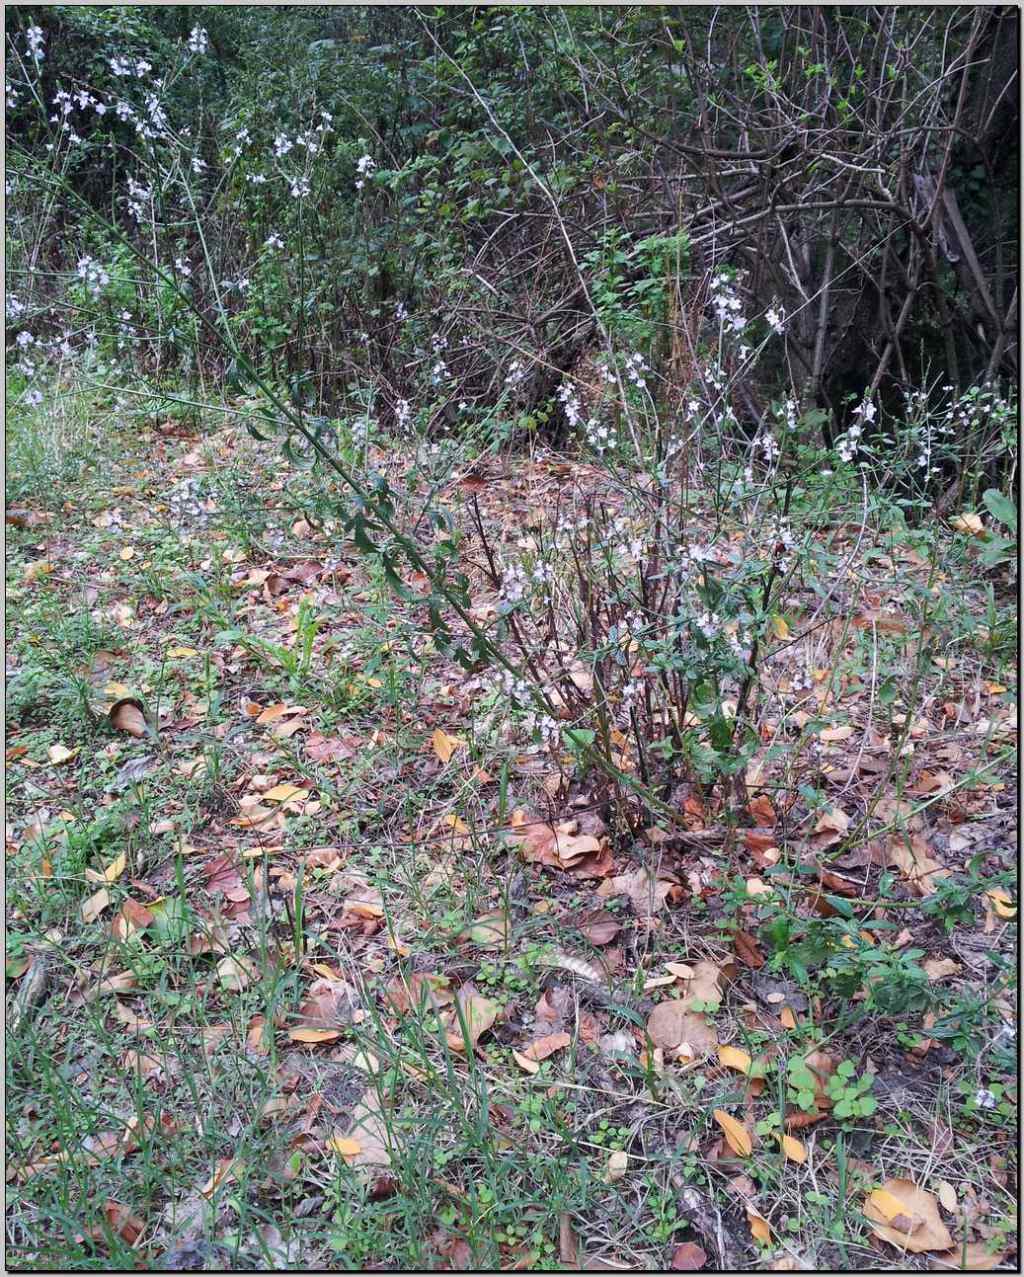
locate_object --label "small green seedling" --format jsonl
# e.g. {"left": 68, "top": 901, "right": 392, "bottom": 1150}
{"left": 825, "top": 1060, "right": 877, "bottom": 1121}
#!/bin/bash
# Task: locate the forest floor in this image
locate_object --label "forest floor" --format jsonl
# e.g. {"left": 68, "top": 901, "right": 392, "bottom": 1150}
{"left": 5, "top": 402, "right": 1018, "bottom": 1272}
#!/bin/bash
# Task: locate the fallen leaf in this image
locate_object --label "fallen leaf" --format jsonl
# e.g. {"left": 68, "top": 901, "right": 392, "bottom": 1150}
{"left": 747, "top": 1207, "right": 771, "bottom": 1244}
{"left": 513, "top": 1051, "right": 541, "bottom": 1075}
{"left": 81, "top": 888, "right": 112, "bottom": 923}
{"left": 521, "top": 1031, "right": 571, "bottom": 1062}
{"left": 48, "top": 743, "right": 78, "bottom": 765}
{"left": 103, "top": 851, "right": 127, "bottom": 883}
{"left": 931, "top": 1242, "right": 1008, "bottom": 1270}
{"left": 102, "top": 1200, "right": 144, "bottom": 1246}
{"left": 923, "top": 957, "right": 961, "bottom": 982}
{"left": 217, "top": 955, "right": 255, "bottom": 993}
{"left": 986, "top": 889, "right": 1016, "bottom": 920}
{"left": 461, "top": 910, "right": 508, "bottom": 949}
{"left": 646, "top": 1003, "right": 717, "bottom": 1059}
{"left": 200, "top": 1158, "right": 237, "bottom": 1198}
{"left": 288, "top": 1027, "right": 342, "bottom": 1044}
{"left": 262, "top": 783, "right": 309, "bottom": 804}
{"left": 577, "top": 909, "right": 621, "bottom": 946}
{"left": 604, "top": 1150, "right": 628, "bottom": 1183}
{"left": 714, "top": 1110, "right": 753, "bottom": 1157}
{"left": 327, "top": 1135, "right": 362, "bottom": 1160}
{"left": 600, "top": 866, "right": 678, "bottom": 917}
{"left": 431, "top": 728, "right": 464, "bottom": 764}
{"left": 820, "top": 724, "right": 854, "bottom": 743}
{"left": 863, "top": 1179, "right": 952, "bottom": 1253}
{"left": 445, "top": 987, "right": 499, "bottom": 1053}
{"left": 888, "top": 835, "right": 949, "bottom": 897}
{"left": 718, "top": 1045, "right": 752, "bottom": 1074}
{"left": 670, "top": 1241, "right": 708, "bottom": 1271}
{"left": 771, "top": 615, "right": 790, "bottom": 640}
{"left": 779, "top": 1134, "right": 806, "bottom": 1163}
{"left": 949, "top": 512, "right": 985, "bottom": 537}
{"left": 109, "top": 698, "right": 148, "bottom": 739}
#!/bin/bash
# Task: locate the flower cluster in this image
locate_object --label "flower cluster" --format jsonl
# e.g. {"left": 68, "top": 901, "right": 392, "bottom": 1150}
{"left": 187, "top": 27, "right": 209, "bottom": 55}
{"left": 26, "top": 25, "right": 46, "bottom": 62}
{"left": 76, "top": 256, "right": 110, "bottom": 299}
{"left": 765, "top": 303, "right": 785, "bottom": 334}
{"left": 623, "top": 350, "right": 648, "bottom": 389}
{"left": 837, "top": 398, "right": 875, "bottom": 462}
{"left": 710, "top": 269, "right": 747, "bottom": 333}
{"left": 354, "top": 153, "right": 375, "bottom": 191}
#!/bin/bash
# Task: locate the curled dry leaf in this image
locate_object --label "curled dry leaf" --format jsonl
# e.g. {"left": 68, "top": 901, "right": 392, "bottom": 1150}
{"left": 81, "top": 888, "right": 111, "bottom": 924}
{"left": 521, "top": 1030, "right": 571, "bottom": 1062}
{"left": 577, "top": 909, "right": 621, "bottom": 946}
{"left": 385, "top": 972, "right": 453, "bottom": 1015}
{"left": 713, "top": 1110, "right": 753, "bottom": 1158}
{"left": 109, "top": 697, "right": 148, "bottom": 739}
{"left": 887, "top": 834, "right": 949, "bottom": 897}
{"left": 679, "top": 960, "right": 726, "bottom": 1011}
{"left": 445, "top": 987, "right": 500, "bottom": 1053}
{"left": 599, "top": 866, "right": 678, "bottom": 918}
{"left": 646, "top": 1002, "right": 717, "bottom": 1060}
{"left": 670, "top": 1242, "right": 708, "bottom": 1271}
{"left": 217, "top": 955, "right": 256, "bottom": 993}
{"left": 863, "top": 1179, "right": 952, "bottom": 1253}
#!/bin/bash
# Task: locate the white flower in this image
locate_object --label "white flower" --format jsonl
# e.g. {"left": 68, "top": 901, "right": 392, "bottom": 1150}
{"left": 356, "top": 153, "right": 376, "bottom": 176}
{"left": 766, "top": 305, "right": 785, "bottom": 334}
{"left": 26, "top": 25, "right": 46, "bottom": 61}
{"left": 264, "top": 233, "right": 284, "bottom": 250}
{"left": 174, "top": 257, "right": 192, "bottom": 278}
{"left": 853, "top": 398, "right": 877, "bottom": 424}
{"left": 76, "top": 256, "right": 110, "bottom": 298}
{"left": 273, "top": 132, "right": 293, "bottom": 158}
{"left": 6, "top": 295, "right": 26, "bottom": 320}
{"left": 191, "top": 157, "right": 207, "bottom": 173}
{"left": 6, "top": 83, "right": 18, "bottom": 109}
{"left": 290, "top": 177, "right": 311, "bottom": 199}
{"left": 974, "top": 1089, "right": 998, "bottom": 1110}
{"left": 246, "top": 172, "right": 267, "bottom": 184}
{"left": 187, "top": 26, "right": 209, "bottom": 55}
{"left": 109, "top": 55, "right": 133, "bottom": 76}
{"left": 15, "top": 331, "right": 34, "bottom": 348}
{"left": 25, "top": 388, "right": 43, "bottom": 407}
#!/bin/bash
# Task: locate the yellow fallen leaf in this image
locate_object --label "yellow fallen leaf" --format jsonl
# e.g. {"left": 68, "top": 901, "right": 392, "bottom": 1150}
{"left": 820, "top": 724, "right": 854, "bottom": 743}
{"left": 664, "top": 962, "right": 695, "bottom": 979}
{"left": 431, "top": 728, "right": 464, "bottom": 764}
{"left": 747, "top": 1208, "right": 771, "bottom": 1244}
{"left": 48, "top": 744, "right": 78, "bottom": 765}
{"left": 949, "top": 512, "right": 985, "bottom": 537}
{"left": 166, "top": 646, "right": 198, "bottom": 658}
{"left": 104, "top": 851, "right": 127, "bottom": 882}
{"left": 863, "top": 1179, "right": 952, "bottom": 1253}
{"left": 986, "top": 889, "right": 1016, "bottom": 920}
{"left": 770, "top": 615, "right": 790, "bottom": 640}
{"left": 779, "top": 1006, "right": 797, "bottom": 1030}
{"left": 779, "top": 1134, "right": 806, "bottom": 1164}
{"left": 263, "top": 783, "right": 309, "bottom": 804}
{"left": 288, "top": 1027, "right": 342, "bottom": 1044}
{"left": 328, "top": 1134, "right": 362, "bottom": 1159}
{"left": 718, "top": 1045, "right": 752, "bottom": 1074}
{"left": 713, "top": 1109, "right": 752, "bottom": 1157}
{"left": 81, "top": 888, "right": 112, "bottom": 924}
{"left": 513, "top": 1050, "right": 541, "bottom": 1075}
{"left": 119, "top": 545, "right": 135, "bottom": 561}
